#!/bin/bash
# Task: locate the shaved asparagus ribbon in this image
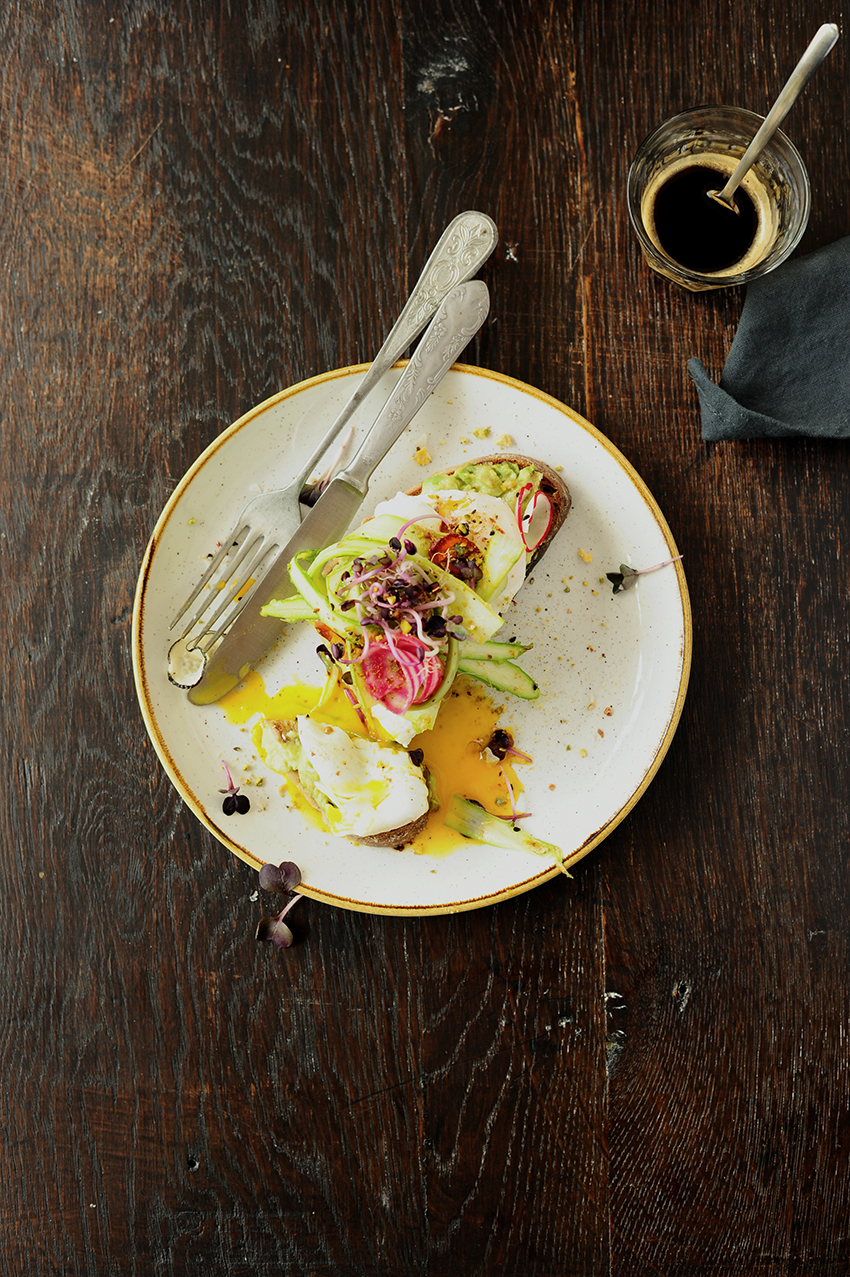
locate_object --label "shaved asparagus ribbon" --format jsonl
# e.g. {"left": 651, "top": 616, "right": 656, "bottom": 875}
{"left": 445, "top": 795, "right": 570, "bottom": 875}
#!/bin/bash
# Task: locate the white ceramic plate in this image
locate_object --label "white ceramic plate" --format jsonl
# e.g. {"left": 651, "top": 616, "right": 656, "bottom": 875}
{"left": 133, "top": 364, "right": 691, "bottom": 915}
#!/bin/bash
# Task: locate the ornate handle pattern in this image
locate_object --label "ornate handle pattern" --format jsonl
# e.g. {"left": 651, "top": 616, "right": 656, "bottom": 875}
{"left": 343, "top": 280, "right": 491, "bottom": 489}
{"left": 292, "top": 212, "right": 497, "bottom": 492}
{"left": 381, "top": 211, "right": 498, "bottom": 355}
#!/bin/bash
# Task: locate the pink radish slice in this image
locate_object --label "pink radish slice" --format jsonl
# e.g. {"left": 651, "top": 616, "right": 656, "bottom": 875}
{"left": 361, "top": 636, "right": 444, "bottom": 714}
{"left": 516, "top": 484, "right": 553, "bottom": 552}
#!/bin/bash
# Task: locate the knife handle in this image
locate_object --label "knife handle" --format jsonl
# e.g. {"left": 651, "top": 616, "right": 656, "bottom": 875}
{"left": 293, "top": 211, "right": 498, "bottom": 493}
{"left": 337, "top": 279, "right": 491, "bottom": 494}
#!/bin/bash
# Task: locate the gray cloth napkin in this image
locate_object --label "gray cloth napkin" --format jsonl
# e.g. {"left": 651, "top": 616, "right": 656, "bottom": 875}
{"left": 687, "top": 236, "right": 850, "bottom": 441}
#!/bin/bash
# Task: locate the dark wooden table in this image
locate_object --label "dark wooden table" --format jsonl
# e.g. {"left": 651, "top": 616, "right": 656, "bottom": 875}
{"left": 4, "top": 1, "right": 849, "bottom": 1273}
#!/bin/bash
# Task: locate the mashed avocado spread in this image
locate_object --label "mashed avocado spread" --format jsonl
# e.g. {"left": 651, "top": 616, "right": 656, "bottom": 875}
{"left": 421, "top": 460, "right": 540, "bottom": 499}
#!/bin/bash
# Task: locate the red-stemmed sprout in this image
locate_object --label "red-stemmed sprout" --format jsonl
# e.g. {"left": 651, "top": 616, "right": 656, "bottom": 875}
{"left": 481, "top": 730, "right": 533, "bottom": 822}
{"left": 496, "top": 765, "right": 532, "bottom": 823}
{"left": 326, "top": 522, "right": 470, "bottom": 715}
{"left": 255, "top": 861, "right": 303, "bottom": 950}
{"left": 486, "top": 728, "right": 532, "bottom": 765}
{"left": 220, "top": 761, "right": 250, "bottom": 815}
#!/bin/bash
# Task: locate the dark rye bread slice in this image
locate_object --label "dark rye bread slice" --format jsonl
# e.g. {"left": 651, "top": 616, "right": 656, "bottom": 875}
{"left": 337, "top": 752, "right": 435, "bottom": 847}
{"left": 406, "top": 454, "right": 571, "bottom": 573}
{"left": 347, "top": 804, "right": 431, "bottom": 849}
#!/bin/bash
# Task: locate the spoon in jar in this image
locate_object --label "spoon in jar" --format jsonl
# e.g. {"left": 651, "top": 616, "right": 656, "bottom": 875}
{"left": 708, "top": 22, "right": 839, "bottom": 213}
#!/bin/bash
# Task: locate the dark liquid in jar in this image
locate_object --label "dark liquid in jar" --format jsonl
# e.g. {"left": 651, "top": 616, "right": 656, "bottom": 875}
{"left": 652, "top": 163, "right": 759, "bottom": 273}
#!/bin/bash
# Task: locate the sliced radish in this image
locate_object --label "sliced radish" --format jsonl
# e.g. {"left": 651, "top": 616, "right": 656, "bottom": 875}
{"left": 516, "top": 485, "right": 553, "bottom": 553}
{"left": 360, "top": 636, "right": 444, "bottom": 714}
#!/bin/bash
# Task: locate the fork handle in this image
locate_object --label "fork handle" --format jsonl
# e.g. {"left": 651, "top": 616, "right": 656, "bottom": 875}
{"left": 292, "top": 210, "right": 498, "bottom": 489}
{"left": 337, "top": 280, "right": 490, "bottom": 494}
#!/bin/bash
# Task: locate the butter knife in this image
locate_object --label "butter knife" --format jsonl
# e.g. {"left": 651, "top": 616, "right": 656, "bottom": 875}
{"left": 188, "top": 279, "right": 490, "bottom": 705}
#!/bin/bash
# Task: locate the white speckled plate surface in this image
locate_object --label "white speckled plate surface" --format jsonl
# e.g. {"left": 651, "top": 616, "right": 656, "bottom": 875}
{"left": 133, "top": 364, "right": 691, "bottom": 915}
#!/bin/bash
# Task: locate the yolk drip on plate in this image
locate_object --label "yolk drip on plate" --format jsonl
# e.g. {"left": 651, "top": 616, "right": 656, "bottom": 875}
{"left": 410, "top": 679, "right": 523, "bottom": 857}
{"left": 218, "top": 670, "right": 524, "bottom": 856}
{"left": 220, "top": 670, "right": 322, "bottom": 726}
{"left": 218, "top": 670, "right": 363, "bottom": 830}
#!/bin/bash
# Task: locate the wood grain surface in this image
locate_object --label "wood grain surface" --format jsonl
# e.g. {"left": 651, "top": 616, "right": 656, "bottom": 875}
{"left": 2, "top": 0, "right": 849, "bottom": 1273}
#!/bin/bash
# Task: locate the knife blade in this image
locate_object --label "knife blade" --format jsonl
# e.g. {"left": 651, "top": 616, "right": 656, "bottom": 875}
{"left": 187, "top": 279, "right": 490, "bottom": 705}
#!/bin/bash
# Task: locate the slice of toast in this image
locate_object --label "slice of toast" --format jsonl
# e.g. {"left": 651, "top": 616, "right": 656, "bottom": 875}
{"left": 347, "top": 806, "right": 431, "bottom": 848}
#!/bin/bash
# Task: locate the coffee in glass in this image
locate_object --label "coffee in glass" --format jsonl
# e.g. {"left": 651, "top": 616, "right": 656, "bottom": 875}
{"left": 628, "top": 106, "right": 810, "bottom": 291}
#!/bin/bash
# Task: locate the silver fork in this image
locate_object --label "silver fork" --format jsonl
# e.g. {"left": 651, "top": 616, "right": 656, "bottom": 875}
{"left": 168, "top": 211, "right": 497, "bottom": 653}
{"left": 177, "top": 280, "right": 491, "bottom": 700}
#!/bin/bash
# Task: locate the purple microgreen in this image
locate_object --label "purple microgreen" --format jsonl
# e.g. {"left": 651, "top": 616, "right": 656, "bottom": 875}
{"left": 498, "top": 764, "right": 524, "bottom": 822}
{"left": 258, "top": 861, "right": 302, "bottom": 894}
{"left": 219, "top": 761, "right": 250, "bottom": 815}
{"left": 330, "top": 529, "right": 464, "bottom": 665}
{"left": 607, "top": 555, "right": 683, "bottom": 594}
{"left": 255, "top": 862, "right": 304, "bottom": 952}
{"left": 487, "top": 728, "right": 514, "bottom": 760}
{"left": 255, "top": 914, "right": 295, "bottom": 949}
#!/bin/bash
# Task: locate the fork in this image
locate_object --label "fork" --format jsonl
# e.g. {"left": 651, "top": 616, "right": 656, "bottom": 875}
{"left": 178, "top": 280, "right": 490, "bottom": 700}
{"left": 168, "top": 211, "right": 497, "bottom": 653}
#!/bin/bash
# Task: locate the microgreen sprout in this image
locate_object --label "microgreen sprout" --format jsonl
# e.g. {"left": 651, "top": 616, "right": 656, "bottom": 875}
{"left": 255, "top": 861, "right": 303, "bottom": 950}
{"left": 485, "top": 729, "right": 532, "bottom": 764}
{"left": 334, "top": 537, "right": 462, "bottom": 659}
{"left": 486, "top": 728, "right": 514, "bottom": 760}
{"left": 607, "top": 555, "right": 683, "bottom": 594}
{"left": 219, "top": 761, "right": 250, "bottom": 815}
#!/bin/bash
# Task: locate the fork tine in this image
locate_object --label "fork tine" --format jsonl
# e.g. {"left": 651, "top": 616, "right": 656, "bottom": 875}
{"left": 191, "top": 535, "right": 279, "bottom": 652}
{"left": 170, "top": 523, "right": 251, "bottom": 630}
{"left": 173, "top": 530, "right": 270, "bottom": 642}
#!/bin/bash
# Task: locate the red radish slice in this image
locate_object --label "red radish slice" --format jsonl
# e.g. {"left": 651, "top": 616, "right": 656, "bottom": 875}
{"left": 515, "top": 483, "right": 533, "bottom": 537}
{"left": 517, "top": 487, "right": 553, "bottom": 552}
{"left": 360, "top": 636, "right": 444, "bottom": 714}
{"left": 361, "top": 645, "right": 413, "bottom": 712}
{"left": 415, "top": 652, "right": 444, "bottom": 702}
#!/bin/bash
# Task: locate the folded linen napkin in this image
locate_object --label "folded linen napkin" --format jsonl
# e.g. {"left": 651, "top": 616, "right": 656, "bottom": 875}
{"left": 687, "top": 236, "right": 850, "bottom": 441}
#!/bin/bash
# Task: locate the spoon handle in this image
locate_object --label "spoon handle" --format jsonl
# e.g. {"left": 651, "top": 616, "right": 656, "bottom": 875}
{"left": 716, "top": 23, "right": 839, "bottom": 205}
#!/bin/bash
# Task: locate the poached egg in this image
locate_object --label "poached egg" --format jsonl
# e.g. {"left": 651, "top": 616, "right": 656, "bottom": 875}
{"left": 293, "top": 716, "right": 429, "bottom": 838}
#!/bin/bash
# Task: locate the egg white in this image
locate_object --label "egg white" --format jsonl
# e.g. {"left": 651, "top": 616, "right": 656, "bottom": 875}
{"left": 297, "top": 717, "right": 428, "bottom": 837}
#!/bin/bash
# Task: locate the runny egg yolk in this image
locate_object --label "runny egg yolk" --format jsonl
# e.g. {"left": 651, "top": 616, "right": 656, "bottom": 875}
{"left": 409, "top": 676, "right": 523, "bottom": 858}
{"left": 218, "top": 671, "right": 363, "bottom": 831}
{"left": 219, "top": 668, "right": 363, "bottom": 735}
{"left": 218, "top": 670, "right": 523, "bottom": 855}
